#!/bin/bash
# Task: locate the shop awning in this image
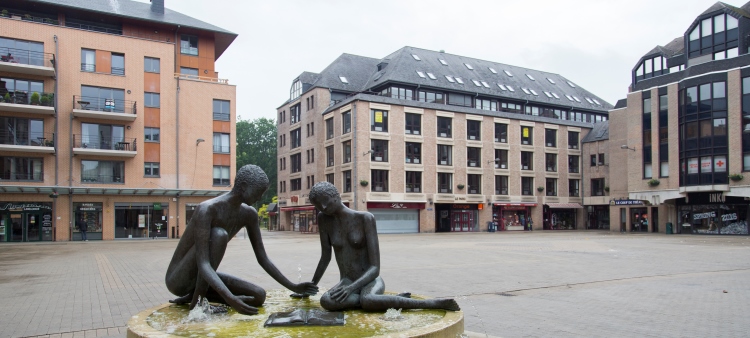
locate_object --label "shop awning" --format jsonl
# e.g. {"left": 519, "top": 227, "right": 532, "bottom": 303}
{"left": 280, "top": 206, "right": 317, "bottom": 212}
{"left": 267, "top": 203, "right": 278, "bottom": 216}
{"left": 0, "top": 185, "right": 228, "bottom": 196}
{"left": 546, "top": 203, "right": 583, "bottom": 209}
{"left": 494, "top": 203, "right": 537, "bottom": 207}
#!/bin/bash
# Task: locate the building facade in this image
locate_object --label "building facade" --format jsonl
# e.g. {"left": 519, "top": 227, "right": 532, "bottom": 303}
{"left": 0, "top": 0, "right": 237, "bottom": 241}
{"left": 601, "top": 1, "right": 750, "bottom": 235}
{"left": 276, "top": 47, "right": 612, "bottom": 233}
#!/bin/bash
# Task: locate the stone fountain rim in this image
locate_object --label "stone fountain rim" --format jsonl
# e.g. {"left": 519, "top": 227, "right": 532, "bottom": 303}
{"left": 127, "top": 294, "right": 464, "bottom": 338}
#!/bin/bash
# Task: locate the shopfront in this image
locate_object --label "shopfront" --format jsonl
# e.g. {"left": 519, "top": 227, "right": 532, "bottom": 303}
{"left": 588, "top": 205, "right": 610, "bottom": 230}
{"left": 544, "top": 203, "right": 582, "bottom": 230}
{"left": 281, "top": 206, "right": 317, "bottom": 233}
{"left": 73, "top": 202, "right": 103, "bottom": 241}
{"left": 676, "top": 192, "right": 749, "bottom": 235}
{"left": 367, "top": 202, "right": 423, "bottom": 234}
{"left": 630, "top": 207, "right": 649, "bottom": 232}
{"left": 114, "top": 202, "right": 169, "bottom": 239}
{"left": 493, "top": 203, "right": 536, "bottom": 231}
{"left": 0, "top": 202, "right": 53, "bottom": 242}
{"left": 435, "top": 203, "right": 481, "bottom": 232}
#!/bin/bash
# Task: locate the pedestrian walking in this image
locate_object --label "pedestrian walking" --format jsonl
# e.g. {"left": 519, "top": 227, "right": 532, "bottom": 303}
{"left": 77, "top": 215, "right": 88, "bottom": 241}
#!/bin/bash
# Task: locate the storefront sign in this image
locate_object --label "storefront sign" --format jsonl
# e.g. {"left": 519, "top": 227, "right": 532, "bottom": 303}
{"left": 454, "top": 196, "right": 466, "bottom": 201}
{"left": 693, "top": 211, "right": 715, "bottom": 220}
{"left": 614, "top": 200, "right": 644, "bottom": 205}
{"left": 138, "top": 214, "right": 146, "bottom": 228}
{"left": 722, "top": 213, "right": 738, "bottom": 221}
{"left": 367, "top": 202, "right": 425, "bottom": 209}
{"left": 0, "top": 203, "right": 52, "bottom": 211}
{"left": 451, "top": 204, "right": 478, "bottom": 210}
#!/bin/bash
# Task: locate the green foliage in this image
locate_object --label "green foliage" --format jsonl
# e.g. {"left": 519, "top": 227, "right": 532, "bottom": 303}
{"left": 729, "top": 173, "right": 744, "bottom": 181}
{"left": 647, "top": 179, "right": 660, "bottom": 186}
{"left": 30, "top": 92, "right": 40, "bottom": 105}
{"left": 40, "top": 94, "right": 50, "bottom": 106}
{"left": 236, "top": 117, "right": 277, "bottom": 207}
{"left": 258, "top": 204, "right": 269, "bottom": 219}
{"left": 4, "top": 93, "right": 10, "bottom": 102}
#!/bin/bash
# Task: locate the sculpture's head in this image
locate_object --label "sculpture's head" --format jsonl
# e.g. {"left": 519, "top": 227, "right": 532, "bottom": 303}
{"left": 309, "top": 181, "right": 342, "bottom": 215}
{"left": 232, "top": 165, "right": 269, "bottom": 204}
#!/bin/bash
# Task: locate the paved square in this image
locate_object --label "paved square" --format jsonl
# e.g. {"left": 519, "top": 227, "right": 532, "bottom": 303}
{"left": 1, "top": 231, "right": 749, "bottom": 337}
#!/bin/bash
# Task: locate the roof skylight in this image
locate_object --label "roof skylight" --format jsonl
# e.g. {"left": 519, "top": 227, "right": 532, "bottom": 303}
{"left": 411, "top": 54, "right": 421, "bottom": 61}
{"left": 464, "top": 63, "right": 474, "bottom": 70}
{"left": 507, "top": 85, "right": 515, "bottom": 92}
{"left": 567, "top": 81, "right": 576, "bottom": 88}
{"left": 504, "top": 70, "right": 513, "bottom": 77}
{"left": 530, "top": 89, "right": 539, "bottom": 96}
{"left": 526, "top": 74, "right": 535, "bottom": 81}
{"left": 573, "top": 96, "right": 582, "bottom": 103}
{"left": 552, "top": 92, "right": 560, "bottom": 99}
{"left": 522, "top": 88, "right": 531, "bottom": 95}
{"left": 481, "top": 81, "right": 490, "bottom": 88}
{"left": 565, "top": 95, "right": 574, "bottom": 101}
{"left": 455, "top": 77, "right": 464, "bottom": 84}
{"left": 585, "top": 97, "right": 594, "bottom": 104}
{"left": 439, "top": 59, "right": 448, "bottom": 65}
{"left": 339, "top": 76, "right": 348, "bottom": 84}
{"left": 547, "top": 78, "right": 556, "bottom": 84}
{"left": 445, "top": 75, "right": 455, "bottom": 83}
{"left": 472, "top": 80, "right": 482, "bottom": 87}
{"left": 416, "top": 71, "right": 426, "bottom": 78}
{"left": 427, "top": 72, "right": 437, "bottom": 80}
{"left": 489, "top": 67, "right": 497, "bottom": 74}
{"left": 498, "top": 84, "right": 507, "bottom": 91}
{"left": 592, "top": 99, "right": 601, "bottom": 105}
{"left": 543, "top": 91, "right": 552, "bottom": 98}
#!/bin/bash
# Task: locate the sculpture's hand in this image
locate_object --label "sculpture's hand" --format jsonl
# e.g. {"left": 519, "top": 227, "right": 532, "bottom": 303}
{"left": 330, "top": 285, "right": 353, "bottom": 303}
{"left": 227, "top": 294, "right": 259, "bottom": 315}
{"left": 291, "top": 282, "right": 319, "bottom": 295}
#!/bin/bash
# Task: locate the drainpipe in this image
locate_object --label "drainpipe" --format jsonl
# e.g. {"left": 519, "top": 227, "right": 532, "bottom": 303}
{"left": 53, "top": 35, "right": 60, "bottom": 240}
{"left": 66, "top": 33, "right": 75, "bottom": 241}
{"left": 351, "top": 100, "right": 358, "bottom": 210}
{"left": 174, "top": 25, "right": 181, "bottom": 238}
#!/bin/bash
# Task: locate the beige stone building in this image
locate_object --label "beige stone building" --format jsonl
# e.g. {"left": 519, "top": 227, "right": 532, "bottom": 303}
{"left": 0, "top": 0, "right": 237, "bottom": 241}
{"left": 599, "top": 1, "right": 750, "bottom": 235}
{"left": 276, "top": 48, "right": 612, "bottom": 233}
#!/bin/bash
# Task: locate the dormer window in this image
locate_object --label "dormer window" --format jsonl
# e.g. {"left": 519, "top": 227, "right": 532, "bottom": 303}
{"left": 688, "top": 13, "right": 739, "bottom": 59}
{"left": 290, "top": 79, "right": 302, "bottom": 100}
{"left": 635, "top": 55, "right": 667, "bottom": 82}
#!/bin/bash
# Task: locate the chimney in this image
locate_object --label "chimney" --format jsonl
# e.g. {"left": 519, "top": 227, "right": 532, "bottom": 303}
{"left": 150, "top": 0, "right": 164, "bottom": 14}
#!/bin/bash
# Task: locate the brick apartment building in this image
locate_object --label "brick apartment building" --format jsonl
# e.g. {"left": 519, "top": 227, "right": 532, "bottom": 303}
{"left": 276, "top": 47, "right": 612, "bottom": 233}
{"left": 602, "top": 1, "right": 750, "bottom": 235}
{"left": 0, "top": 0, "right": 237, "bottom": 241}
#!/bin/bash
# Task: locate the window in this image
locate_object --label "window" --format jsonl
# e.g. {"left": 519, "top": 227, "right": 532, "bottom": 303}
{"left": 405, "top": 113, "right": 421, "bottom": 135}
{"left": 306, "top": 149, "right": 315, "bottom": 163}
{"left": 687, "top": 13, "right": 739, "bottom": 59}
{"left": 371, "top": 109, "right": 388, "bottom": 132}
{"left": 325, "top": 118, "right": 334, "bottom": 140}
{"left": 521, "top": 151, "right": 533, "bottom": 170}
{"left": 144, "top": 57, "right": 160, "bottom": 73}
{"left": 545, "top": 129, "right": 557, "bottom": 147}
{"left": 467, "top": 147, "right": 481, "bottom": 167}
{"left": 417, "top": 90, "right": 444, "bottom": 104}
{"left": 326, "top": 173, "right": 334, "bottom": 184}
{"left": 568, "top": 131, "right": 579, "bottom": 149}
{"left": 494, "top": 123, "right": 507, "bottom": 143}
{"left": 371, "top": 139, "right": 388, "bottom": 162}
{"left": 455, "top": 77, "right": 464, "bottom": 84}
{"left": 81, "top": 85, "right": 125, "bottom": 113}
{"left": 546, "top": 178, "right": 557, "bottom": 196}
{"left": 494, "top": 149, "right": 508, "bottom": 169}
{"left": 680, "top": 81, "right": 728, "bottom": 185}
{"left": 744, "top": 77, "right": 750, "bottom": 171}
{"left": 598, "top": 153, "right": 605, "bottom": 166}
{"left": 438, "top": 145, "right": 452, "bottom": 166}
{"left": 546, "top": 153, "right": 557, "bottom": 172}
{"left": 643, "top": 96, "right": 652, "bottom": 178}
{"left": 383, "top": 86, "right": 414, "bottom": 100}
{"left": 495, "top": 176, "right": 508, "bottom": 195}
{"left": 290, "top": 80, "right": 302, "bottom": 101}
{"left": 0, "top": 37, "right": 44, "bottom": 66}
{"left": 659, "top": 94, "right": 669, "bottom": 177}
{"left": 111, "top": 53, "right": 124, "bottom": 75}
{"left": 501, "top": 102, "right": 522, "bottom": 113}
{"left": 81, "top": 49, "right": 95, "bottom": 72}
{"left": 144, "top": 92, "right": 160, "bottom": 108}
{"left": 306, "top": 95, "right": 315, "bottom": 110}
{"left": 445, "top": 75, "right": 455, "bottom": 83}
{"left": 343, "top": 141, "right": 351, "bottom": 163}
{"left": 590, "top": 155, "right": 597, "bottom": 166}
{"left": 290, "top": 104, "right": 301, "bottom": 124}
{"left": 213, "top": 133, "right": 230, "bottom": 153}
{"left": 371, "top": 170, "right": 389, "bottom": 192}
{"left": 427, "top": 72, "right": 436, "bottom": 80}
{"left": 437, "top": 117, "right": 452, "bottom": 137}
{"left": 504, "top": 70, "right": 513, "bottom": 77}
{"left": 144, "top": 162, "right": 160, "bottom": 177}
{"left": 144, "top": 127, "right": 160, "bottom": 142}
{"left": 279, "top": 181, "right": 286, "bottom": 193}
{"left": 406, "top": 172, "right": 421, "bottom": 193}
{"left": 81, "top": 160, "right": 124, "bottom": 183}
{"left": 291, "top": 178, "right": 302, "bottom": 191}
{"left": 213, "top": 100, "right": 230, "bottom": 121}
{"left": 0, "top": 117, "right": 44, "bottom": 146}
{"left": 466, "top": 174, "right": 481, "bottom": 194}
{"left": 591, "top": 178, "right": 605, "bottom": 196}
{"left": 326, "top": 146, "right": 334, "bottom": 167}
{"left": 180, "top": 67, "right": 198, "bottom": 79}
{"left": 489, "top": 67, "right": 497, "bottom": 74}
{"left": 342, "top": 111, "right": 351, "bottom": 134}
{"left": 405, "top": 142, "right": 421, "bottom": 164}
{"left": 521, "top": 126, "right": 533, "bottom": 145}
{"left": 180, "top": 35, "right": 198, "bottom": 55}
{"left": 343, "top": 171, "right": 352, "bottom": 193}
{"left": 339, "top": 76, "right": 348, "bottom": 84}
{"left": 306, "top": 175, "right": 315, "bottom": 189}
{"left": 467, "top": 120, "right": 481, "bottom": 140}
{"left": 569, "top": 179, "right": 580, "bottom": 197}
{"left": 521, "top": 177, "right": 534, "bottom": 196}
{"left": 569, "top": 155, "right": 580, "bottom": 173}
{"left": 447, "top": 93, "right": 471, "bottom": 106}
{"left": 439, "top": 59, "right": 448, "bottom": 65}
{"left": 291, "top": 153, "right": 302, "bottom": 173}
{"left": 438, "top": 173, "right": 452, "bottom": 193}
{"left": 290, "top": 128, "right": 301, "bottom": 149}
{"left": 0, "top": 157, "right": 43, "bottom": 181}
{"left": 80, "top": 123, "right": 124, "bottom": 150}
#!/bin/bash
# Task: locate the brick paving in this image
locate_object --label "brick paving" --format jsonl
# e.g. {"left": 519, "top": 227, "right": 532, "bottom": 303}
{"left": 1, "top": 231, "right": 749, "bottom": 337}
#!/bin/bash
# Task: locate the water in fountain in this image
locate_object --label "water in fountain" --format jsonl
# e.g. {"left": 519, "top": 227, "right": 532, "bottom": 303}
{"left": 382, "top": 308, "right": 404, "bottom": 321}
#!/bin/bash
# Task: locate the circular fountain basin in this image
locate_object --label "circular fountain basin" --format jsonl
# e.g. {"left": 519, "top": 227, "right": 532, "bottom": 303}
{"left": 127, "top": 289, "right": 463, "bottom": 338}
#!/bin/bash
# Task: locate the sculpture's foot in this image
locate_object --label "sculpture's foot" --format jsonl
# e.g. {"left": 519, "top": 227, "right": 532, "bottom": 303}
{"left": 169, "top": 294, "right": 192, "bottom": 305}
{"left": 397, "top": 292, "right": 412, "bottom": 298}
{"left": 437, "top": 298, "right": 461, "bottom": 311}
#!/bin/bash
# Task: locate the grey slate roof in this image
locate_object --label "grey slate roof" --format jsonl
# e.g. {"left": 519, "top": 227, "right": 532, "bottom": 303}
{"left": 30, "top": 0, "right": 237, "bottom": 58}
{"left": 613, "top": 99, "right": 627, "bottom": 109}
{"left": 701, "top": 1, "right": 750, "bottom": 18}
{"left": 288, "top": 46, "right": 613, "bottom": 112}
{"left": 581, "top": 121, "right": 609, "bottom": 143}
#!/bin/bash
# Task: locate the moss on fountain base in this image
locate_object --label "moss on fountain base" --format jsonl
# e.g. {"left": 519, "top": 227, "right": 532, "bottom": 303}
{"left": 127, "top": 290, "right": 463, "bottom": 338}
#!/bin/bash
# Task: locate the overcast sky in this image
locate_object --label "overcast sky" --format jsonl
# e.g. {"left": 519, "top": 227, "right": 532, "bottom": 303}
{"left": 143, "top": 0, "right": 737, "bottom": 121}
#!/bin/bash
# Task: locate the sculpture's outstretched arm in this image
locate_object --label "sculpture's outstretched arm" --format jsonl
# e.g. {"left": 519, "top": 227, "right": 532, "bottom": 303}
{"left": 312, "top": 214, "right": 332, "bottom": 285}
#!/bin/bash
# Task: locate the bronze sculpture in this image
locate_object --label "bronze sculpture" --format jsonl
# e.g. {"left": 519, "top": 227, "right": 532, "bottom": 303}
{"left": 165, "top": 165, "right": 318, "bottom": 315}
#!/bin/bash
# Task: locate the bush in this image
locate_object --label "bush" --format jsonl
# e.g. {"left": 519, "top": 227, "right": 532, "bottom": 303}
{"left": 647, "top": 179, "right": 660, "bottom": 187}
{"left": 30, "top": 92, "right": 41, "bottom": 105}
{"left": 40, "top": 94, "right": 50, "bottom": 106}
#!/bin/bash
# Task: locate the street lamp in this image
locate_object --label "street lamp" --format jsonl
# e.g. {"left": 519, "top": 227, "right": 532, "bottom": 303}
{"left": 620, "top": 145, "right": 635, "bottom": 151}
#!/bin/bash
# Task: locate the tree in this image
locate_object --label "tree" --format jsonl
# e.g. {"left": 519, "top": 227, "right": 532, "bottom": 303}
{"left": 236, "top": 117, "right": 277, "bottom": 207}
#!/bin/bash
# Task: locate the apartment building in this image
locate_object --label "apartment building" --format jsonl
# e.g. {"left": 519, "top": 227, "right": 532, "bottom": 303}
{"left": 603, "top": 1, "right": 750, "bottom": 235}
{"left": 0, "top": 0, "right": 237, "bottom": 241}
{"left": 277, "top": 47, "right": 612, "bottom": 233}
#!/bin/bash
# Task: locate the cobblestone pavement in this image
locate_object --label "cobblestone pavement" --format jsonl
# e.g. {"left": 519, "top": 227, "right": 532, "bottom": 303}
{"left": 1, "top": 231, "right": 749, "bottom": 337}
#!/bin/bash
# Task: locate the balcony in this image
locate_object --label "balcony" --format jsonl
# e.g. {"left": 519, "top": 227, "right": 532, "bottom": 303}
{"left": 81, "top": 174, "right": 124, "bottom": 184}
{"left": 0, "top": 131, "right": 55, "bottom": 154}
{"left": 72, "top": 135, "right": 137, "bottom": 157}
{"left": 72, "top": 96, "right": 137, "bottom": 122}
{"left": 0, "top": 91, "right": 55, "bottom": 115}
{"left": 175, "top": 73, "right": 229, "bottom": 85}
{"left": 0, "top": 47, "right": 56, "bottom": 77}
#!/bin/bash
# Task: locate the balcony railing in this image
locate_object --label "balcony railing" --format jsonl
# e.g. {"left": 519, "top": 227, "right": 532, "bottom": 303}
{"left": 0, "top": 172, "right": 43, "bottom": 181}
{"left": 74, "top": 135, "right": 137, "bottom": 152}
{"left": 73, "top": 95, "right": 136, "bottom": 115}
{"left": 0, "top": 46, "right": 55, "bottom": 68}
{"left": 81, "top": 174, "right": 123, "bottom": 184}
{"left": 213, "top": 145, "right": 230, "bottom": 153}
{"left": 0, "top": 11, "right": 58, "bottom": 25}
{"left": 175, "top": 73, "right": 229, "bottom": 85}
{"left": 0, "top": 131, "right": 55, "bottom": 147}
{"left": 213, "top": 112, "right": 230, "bottom": 121}
{"left": 0, "top": 91, "right": 54, "bottom": 106}
{"left": 65, "top": 22, "right": 122, "bottom": 35}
